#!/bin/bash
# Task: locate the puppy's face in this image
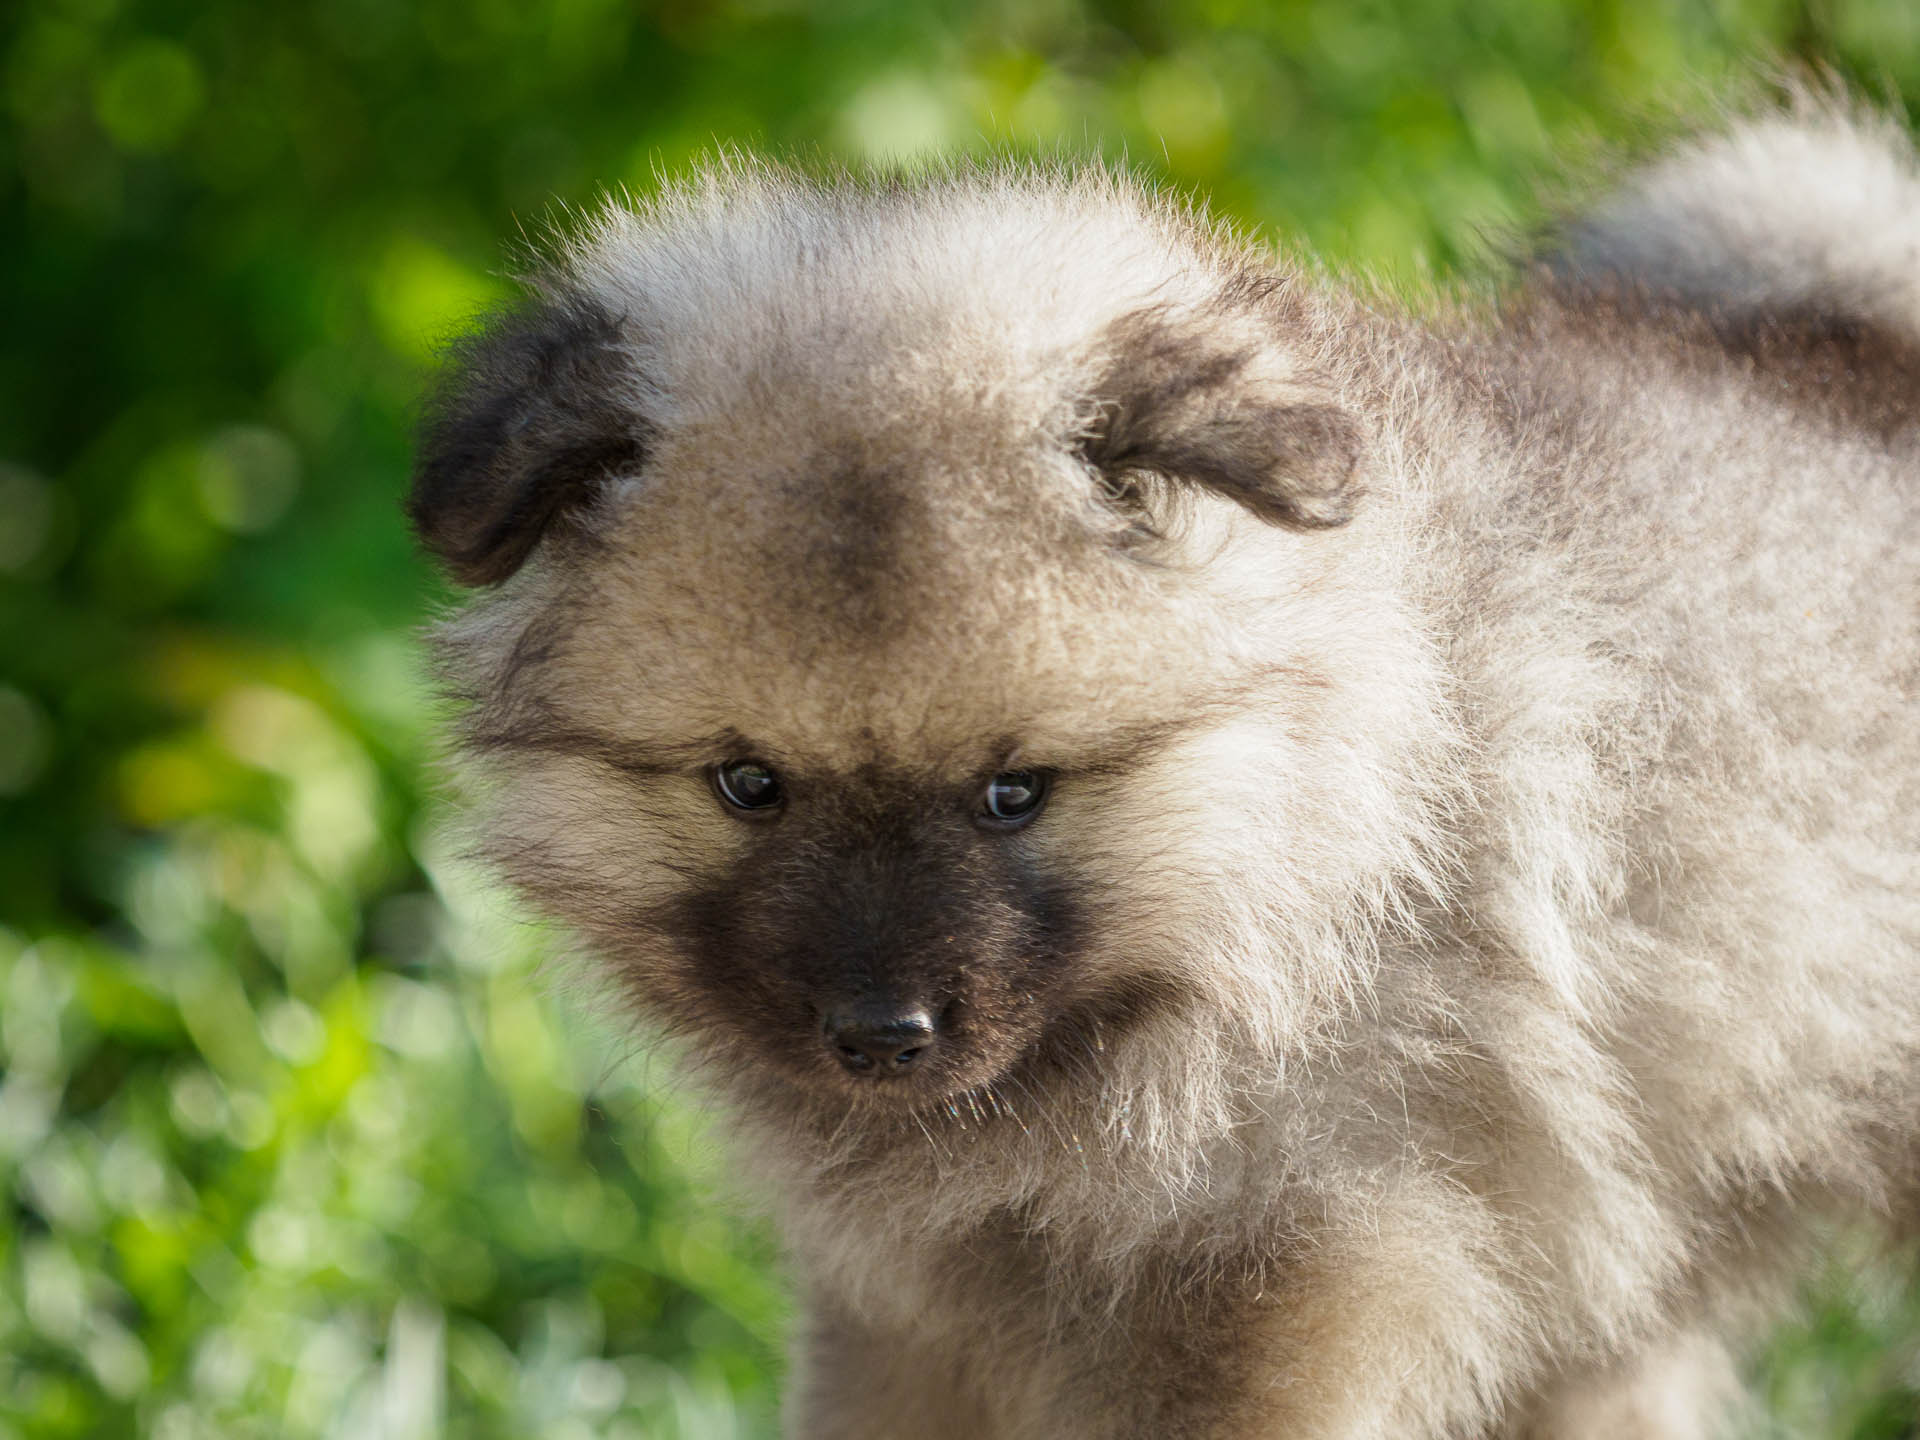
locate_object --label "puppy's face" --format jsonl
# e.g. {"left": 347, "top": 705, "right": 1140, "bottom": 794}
{"left": 414, "top": 170, "right": 1419, "bottom": 1118}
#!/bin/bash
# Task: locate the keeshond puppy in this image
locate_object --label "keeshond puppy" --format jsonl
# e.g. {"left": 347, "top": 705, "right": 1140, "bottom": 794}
{"left": 410, "top": 98, "right": 1920, "bottom": 1438}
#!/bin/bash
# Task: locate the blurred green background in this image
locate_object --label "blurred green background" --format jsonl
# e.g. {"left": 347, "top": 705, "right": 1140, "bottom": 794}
{"left": 4, "top": 1, "right": 1920, "bottom": 1436}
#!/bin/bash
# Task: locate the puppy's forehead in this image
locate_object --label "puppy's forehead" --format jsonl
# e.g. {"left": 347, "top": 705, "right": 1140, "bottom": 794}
{"left": 539, "top": 172, "right": 1240, "bottom": 764}
{"left": 574, "top": 432, "right": 1198, "bottom": 768}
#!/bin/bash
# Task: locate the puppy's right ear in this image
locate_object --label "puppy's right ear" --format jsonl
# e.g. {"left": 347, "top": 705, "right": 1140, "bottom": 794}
{"left": 410, "top": 292, "right": 648, "bottom": 586}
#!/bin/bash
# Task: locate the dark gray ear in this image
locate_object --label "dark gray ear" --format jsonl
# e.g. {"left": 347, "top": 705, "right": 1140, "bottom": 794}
{"left": 410, "top": 292, "right": 648, "bottom": 586}
{"left": 1100, "top": 400, "right": 1362, "bottom": 528}
{"left": 1083, "top": 317, "right": 1364, "bottom": 530}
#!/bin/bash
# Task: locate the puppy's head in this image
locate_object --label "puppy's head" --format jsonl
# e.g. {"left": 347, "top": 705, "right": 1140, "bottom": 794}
{"left": 415, "top": 164, "right": 1439, "bottom": 1123}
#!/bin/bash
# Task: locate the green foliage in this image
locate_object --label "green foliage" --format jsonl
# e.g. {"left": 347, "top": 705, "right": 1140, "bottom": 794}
{"left": 2, "top": 1, "right": 1918, "bottom": 1435}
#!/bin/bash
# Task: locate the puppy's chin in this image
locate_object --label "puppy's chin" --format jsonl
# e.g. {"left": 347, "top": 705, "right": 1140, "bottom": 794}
{"left": 811, "top": 1070, "right": 1003, "bottom": 1120}
{"left": 767, "top": 982, "right": 1178, "bottom": 1126}
{"left": 781, "top": 1034, "right": 1038, "bottom": 1118}
{"left": 695, "top": 1010, "right": 1041, "bottom": 1129}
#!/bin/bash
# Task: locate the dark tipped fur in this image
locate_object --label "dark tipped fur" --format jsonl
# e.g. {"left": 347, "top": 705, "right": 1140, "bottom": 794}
{"left": 410, "top": 292, "right": 649, "bottom": 585}
{"left": 1508, "top": 280, "right": 1920, "bottom": 451}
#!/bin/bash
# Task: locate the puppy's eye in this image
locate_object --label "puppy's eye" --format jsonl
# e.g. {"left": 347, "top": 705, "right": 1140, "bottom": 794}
{"left": 980, "top": 770, "right": 1049, "bottom": 827}
{"left": 712, "top": 760, "right": 783, "bottom": 814}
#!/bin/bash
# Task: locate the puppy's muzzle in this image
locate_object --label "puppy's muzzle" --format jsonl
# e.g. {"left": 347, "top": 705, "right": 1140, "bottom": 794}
{"left": 823, "top": 1004, "right": 938, "bottom": 1076}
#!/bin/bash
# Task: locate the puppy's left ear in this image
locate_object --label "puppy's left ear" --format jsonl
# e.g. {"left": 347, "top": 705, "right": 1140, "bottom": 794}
{"left": 410, "top": 292, "right": 648, "bottom": 586}
{"left": 1086, "top": 315, "right": 1366, "bottom": 529}
{"left": 1115, "top": 399, "right": 1364, "bottom": 529}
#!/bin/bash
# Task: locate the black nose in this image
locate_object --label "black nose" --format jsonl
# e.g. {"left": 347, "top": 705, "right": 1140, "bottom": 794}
{"left": 824, "top": 1006, "right": 937, "bottom": 1076}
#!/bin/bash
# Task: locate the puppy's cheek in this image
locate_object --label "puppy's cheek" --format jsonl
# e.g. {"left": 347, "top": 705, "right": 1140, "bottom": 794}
{"left": 1027, "top": 720, "right": 1403, "bottom": 1048}
{"left": 470, "top": 754, "right": 737, "bottom": 940}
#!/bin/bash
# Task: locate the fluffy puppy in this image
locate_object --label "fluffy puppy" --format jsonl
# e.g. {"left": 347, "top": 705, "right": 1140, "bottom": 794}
{"left": 410, "top": 99, "right": 1920, "bottom": 1439}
